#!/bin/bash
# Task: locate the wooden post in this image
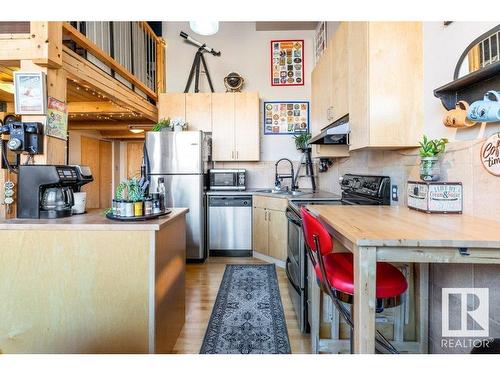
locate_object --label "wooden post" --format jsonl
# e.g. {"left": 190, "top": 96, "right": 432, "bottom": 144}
{"left": 353, "top": 245, "right": 377, "bottom": 354}
{"left": 0, "top": 22, "right": 67, "bottom": 220}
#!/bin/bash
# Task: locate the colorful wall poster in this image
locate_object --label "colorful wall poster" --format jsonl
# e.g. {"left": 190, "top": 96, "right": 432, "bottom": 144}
{"left": 271, "top": 40, "right": 304, "bottom": 86}
{"left": 46, "top": 96, "right": 68, "bottom": 140}
{"left": 264, "top": 101, "right": 309, "bottom": 135}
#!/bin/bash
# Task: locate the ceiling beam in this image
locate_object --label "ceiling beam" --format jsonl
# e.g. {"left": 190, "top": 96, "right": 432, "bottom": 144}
{"left": 67, "top": 101, "right": 132, "bottom": 114}
{"left": 68, "top": 122, "right": 153, "bottom": 131}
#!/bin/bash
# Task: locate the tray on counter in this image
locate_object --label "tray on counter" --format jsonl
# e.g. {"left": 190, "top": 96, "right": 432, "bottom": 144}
{"left": 105, "top": 209, "right": 172, "bottom": 222}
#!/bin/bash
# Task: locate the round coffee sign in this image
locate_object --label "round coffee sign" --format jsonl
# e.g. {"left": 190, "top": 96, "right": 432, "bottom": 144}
{"left": 481, "top": 132, "right": 500, "bottom": 176}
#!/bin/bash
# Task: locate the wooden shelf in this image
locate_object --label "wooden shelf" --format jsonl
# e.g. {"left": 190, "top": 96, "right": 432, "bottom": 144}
{"left": 434, "top": 62, "right": 500, "bottom": 110}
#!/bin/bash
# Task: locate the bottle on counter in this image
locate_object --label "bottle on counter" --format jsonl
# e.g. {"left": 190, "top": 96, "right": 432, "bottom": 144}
{"left": 151, "top": 193, "right": 161, "bottom": 214}
{"left": 157, "top": 177, "right": 167, "bottom": 212}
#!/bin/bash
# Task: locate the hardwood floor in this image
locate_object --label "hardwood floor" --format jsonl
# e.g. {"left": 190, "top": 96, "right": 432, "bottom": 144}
{"left": 172, "top": 256, "right": 312, "bottom": 354}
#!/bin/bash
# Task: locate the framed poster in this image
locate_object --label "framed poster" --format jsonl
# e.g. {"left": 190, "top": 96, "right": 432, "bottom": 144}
{"left": 46, "top": 96, "right": 68, "bottom": 140}
{"left": 271, "top": 40, "right": 304, "bottom": 86}
{"left": 13, "top": 71, "right": 47, "bottom": 115}
{"left": 264, "top": 101, "right": 309, "bottom": 135}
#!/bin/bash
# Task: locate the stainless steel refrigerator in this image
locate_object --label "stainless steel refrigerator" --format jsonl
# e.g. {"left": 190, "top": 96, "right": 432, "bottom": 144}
{"left": 145, "top": 131, "right": 211, "bottom": 260}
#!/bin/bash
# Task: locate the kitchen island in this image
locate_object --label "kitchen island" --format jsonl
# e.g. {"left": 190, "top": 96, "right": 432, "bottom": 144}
{"left": 0, "top": 208, "right": 188, "bottom": 354}
{"left": 307, "top": 205, "right": 500, "bottom": 354}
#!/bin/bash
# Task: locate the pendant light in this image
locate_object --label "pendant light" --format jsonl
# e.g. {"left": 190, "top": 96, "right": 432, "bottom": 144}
{"left": 189, "top": 21, "right": 219, "bottom": 36}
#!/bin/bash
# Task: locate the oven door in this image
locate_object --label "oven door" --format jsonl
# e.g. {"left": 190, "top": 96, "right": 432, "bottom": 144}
{"left": 286, "top": 208, "right": 308, "bottom": 332}
{"left": 210, "top": 172, "right": 237, "bottom": 190}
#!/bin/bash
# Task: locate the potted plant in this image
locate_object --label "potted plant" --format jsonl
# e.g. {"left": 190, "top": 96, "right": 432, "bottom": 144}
{"left": 151, "top": 118, "right": 172, "bottom": 132}
{"left": 128, "top": 178, "right": 144, "bottom": 216}
{"left": 293, "top": 133, "right": 312, "bottom": 152}
{"left": 418, "top": 135, "right": 448, "bottom": 181}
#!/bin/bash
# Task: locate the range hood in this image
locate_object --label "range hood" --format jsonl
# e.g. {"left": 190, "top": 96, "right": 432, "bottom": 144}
{"left": 309, "top": 114, "right": 350, "bottom": 145}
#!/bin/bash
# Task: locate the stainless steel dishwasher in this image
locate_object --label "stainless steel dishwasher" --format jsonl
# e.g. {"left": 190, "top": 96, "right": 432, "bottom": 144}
{"left": 208, "top": 195, "right": 252, "bottom": 256}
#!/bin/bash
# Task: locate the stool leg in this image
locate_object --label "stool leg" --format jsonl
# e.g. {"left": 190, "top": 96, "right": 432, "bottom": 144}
{"left": 311, "top": 273, "right": 321, "bottom": 354}
{"left": 350, "top": 304, "right": 354, "bottom": 354}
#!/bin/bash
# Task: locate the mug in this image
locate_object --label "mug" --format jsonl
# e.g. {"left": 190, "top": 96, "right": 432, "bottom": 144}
{"left": 72, "top": 192, "right": 87, "bottom": 214}
{"left": 467, "top": 90, "right": 500, "bottom": 123}
{"left": 443, "top": 101, "right": 477, "bottom": 128}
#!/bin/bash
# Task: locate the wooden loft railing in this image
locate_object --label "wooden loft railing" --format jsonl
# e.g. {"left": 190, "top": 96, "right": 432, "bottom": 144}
{"left": 0, "top": 22, "right": 166, "bottom": 101}
{"left": 63, "top": 22, "right": 166, "bottom": 101}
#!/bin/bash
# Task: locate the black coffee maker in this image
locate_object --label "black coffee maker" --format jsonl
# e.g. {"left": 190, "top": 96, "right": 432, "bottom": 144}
{"left": 17, "top": 165, "right": 92, "bottom": 219}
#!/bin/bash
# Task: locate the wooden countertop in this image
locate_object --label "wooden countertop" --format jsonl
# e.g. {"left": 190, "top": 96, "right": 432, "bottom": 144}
{"left": 308, "top": 205, "right": 500, "bottom": 248}
{"left": 0, "top": 208, "right": 189, "bottom": 231}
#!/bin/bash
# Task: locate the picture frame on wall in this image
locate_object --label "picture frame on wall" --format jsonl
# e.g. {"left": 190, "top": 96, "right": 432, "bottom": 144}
{"left": 270, "top": 40, "right": 304, "bottom": 86}
{"left": 264, "top": 101, "right": 309, "bottom": 135}
{"left": 13, "top": 71, "right": 47, "bottom": 115}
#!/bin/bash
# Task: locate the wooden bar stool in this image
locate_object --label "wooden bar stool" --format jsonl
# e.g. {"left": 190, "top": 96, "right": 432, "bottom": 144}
{"left": 300, "top": 207, "right": 408, "bottom": 354}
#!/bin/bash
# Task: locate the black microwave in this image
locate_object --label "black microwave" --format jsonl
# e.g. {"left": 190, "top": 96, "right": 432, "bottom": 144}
{"left": 209, "top": 169, "right": 246, "bottom": 190}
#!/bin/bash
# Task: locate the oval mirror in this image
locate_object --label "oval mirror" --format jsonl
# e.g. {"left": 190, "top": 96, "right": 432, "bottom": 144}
{"left": 454, "top": 24, "right": 500, "bottom": 79}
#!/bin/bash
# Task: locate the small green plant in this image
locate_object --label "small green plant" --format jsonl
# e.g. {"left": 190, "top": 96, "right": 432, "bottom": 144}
{"left": 115, "top": 181, "right": 127, "bottom": 200}
{"left": 419, "top": 135, "right": 448, "bottom": 158}
{"left": 127, "top": 178, "right": 144, "bottom": 202}
{"left": 151, "top": 117, "right": 171, "bottom": 132}
{"left": 293, "top": 133, "right": 312, "bottom": 150}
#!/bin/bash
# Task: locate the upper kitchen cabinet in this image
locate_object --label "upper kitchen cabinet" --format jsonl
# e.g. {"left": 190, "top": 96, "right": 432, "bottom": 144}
{"left": 212, "top": 92, "right": 260, "bottom": 161}
{"left": 158, "top": 93, "right": 186, "bottom": 121}
{"left": 158, "top": 93, "right": 212, "bottom": 132}
{"left": 348, "top": 22, "right": 423, "bottom": 150}
{"left": 185, "top": 93, "right": 212, "bottom": 132}
{"left": 311, "top": 23, "right": 350, "bottom": 158}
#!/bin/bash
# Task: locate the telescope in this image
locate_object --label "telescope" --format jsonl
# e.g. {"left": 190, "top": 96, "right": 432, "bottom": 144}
{"left": 180, "top": 31, "right": 221, "bottom": 56}
{"left": 180, "top": 31, "right": 221, "bottom": 93}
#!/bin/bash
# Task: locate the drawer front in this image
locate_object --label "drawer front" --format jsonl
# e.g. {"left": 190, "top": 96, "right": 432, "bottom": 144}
{"left": 253, "top": 195, "right": 288, "bottom": 211}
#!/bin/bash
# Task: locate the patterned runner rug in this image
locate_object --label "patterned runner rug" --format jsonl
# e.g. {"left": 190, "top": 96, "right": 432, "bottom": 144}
{"left": 200, "top": 264, "right": 291, "bottom": 354}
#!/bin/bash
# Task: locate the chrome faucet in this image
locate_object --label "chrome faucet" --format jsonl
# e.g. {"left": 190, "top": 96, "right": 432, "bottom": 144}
{"left": 275, "top": 158, "right": 297, "bottom": 191}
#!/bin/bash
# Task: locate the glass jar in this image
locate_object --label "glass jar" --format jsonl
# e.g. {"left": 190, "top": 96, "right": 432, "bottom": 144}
{"left": 124, "top": 201, "right": 134, "bottom": 217}
{"left": 134, "top": 201, "right": 143, "bottom": 216}
{"left": 420, "top": 157, "right": 441, "bottom": 181}
{"left": 144, "top": 198, "right": 153, "bottom": 216}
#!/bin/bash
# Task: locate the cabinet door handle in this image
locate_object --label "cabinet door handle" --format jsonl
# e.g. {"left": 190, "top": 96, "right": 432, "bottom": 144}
{"left": 265, "top": 210, "right": 268, "bottom": 221}
{"left": 236, "top": 150, "right": 239, "bottom": 159}
{"left": 231, "top": 151, "right": 234, "bottom": 159}
{"left": 268, "top": 211, "right": 271, "bottom": 222}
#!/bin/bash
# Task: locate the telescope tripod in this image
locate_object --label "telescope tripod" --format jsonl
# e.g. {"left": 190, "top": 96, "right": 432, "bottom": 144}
{"left": 184, "top": 45, "right": 215, "bottom": 93}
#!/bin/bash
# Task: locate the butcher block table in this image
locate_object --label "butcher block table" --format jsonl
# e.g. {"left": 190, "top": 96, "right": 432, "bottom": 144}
{"left": 307, "top": 205, "right": 500, "bottom": 354}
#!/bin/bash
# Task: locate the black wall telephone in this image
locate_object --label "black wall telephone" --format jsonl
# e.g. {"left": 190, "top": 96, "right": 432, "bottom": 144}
{"left": 0, "top": 121, "right": 44, "bottom": 171}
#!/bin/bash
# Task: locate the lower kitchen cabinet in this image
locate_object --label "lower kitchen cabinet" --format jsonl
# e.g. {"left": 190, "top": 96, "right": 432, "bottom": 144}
{"left": 252, "top": 195, "right": 287, "bottom": 262}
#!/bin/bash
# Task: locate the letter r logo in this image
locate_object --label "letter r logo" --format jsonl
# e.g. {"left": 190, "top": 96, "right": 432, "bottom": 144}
{"left": 442, "top": 288, "right": 489, "bottom": 337}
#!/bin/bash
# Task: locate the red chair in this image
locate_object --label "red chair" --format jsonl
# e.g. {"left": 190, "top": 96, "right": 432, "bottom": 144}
{"left": 300, "top": 206, "right": 408, "bottom": 354}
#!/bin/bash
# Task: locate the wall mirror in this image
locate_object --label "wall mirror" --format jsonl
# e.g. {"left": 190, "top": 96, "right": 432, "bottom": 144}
{"left": 454, "top": 24, "right": 500, "bottom": 79}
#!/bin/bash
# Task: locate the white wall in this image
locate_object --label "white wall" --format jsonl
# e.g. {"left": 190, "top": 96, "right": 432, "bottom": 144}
{"left": 162, "top": 22, "right": 315, "bottom": 161}
{"left": 423, "top": 21, "right": 500, "bottom": 141}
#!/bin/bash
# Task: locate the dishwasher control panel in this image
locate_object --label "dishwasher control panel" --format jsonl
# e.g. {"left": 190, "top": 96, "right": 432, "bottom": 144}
{"left": 208, "top": 196, "right": 252, "bottom": 207}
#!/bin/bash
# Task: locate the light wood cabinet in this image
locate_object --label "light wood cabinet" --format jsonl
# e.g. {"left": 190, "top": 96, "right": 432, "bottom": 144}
{"left": 212, "top": 92, "right": 260, "bottom": 161}
{"left": 347, "top": 22, "right": 423, "bottom": 150}
{"left": 158, "top": 92, "right": 260, "bottom": 161}
{"left": 252, "top": 207, "right": 269, "bottom": 255}
{"left": 158, "top": 93, "right": 185, "bottom": 121}
{"left": 252, "top": 195, "right": 287, "bottom": 262}
{"left": 267, "top": 209, "right": 287, "bottom": 261}
{"left": 185, "top": 93, "right": 212, "bottom": 132}
{"left": 311, "top": 23, "right": 350, "bottom": 158}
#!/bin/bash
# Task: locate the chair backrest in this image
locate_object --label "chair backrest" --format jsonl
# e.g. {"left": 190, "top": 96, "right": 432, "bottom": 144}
{"left": 300, "top": 207, "right": 333, "bottom": 256}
